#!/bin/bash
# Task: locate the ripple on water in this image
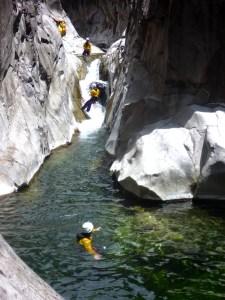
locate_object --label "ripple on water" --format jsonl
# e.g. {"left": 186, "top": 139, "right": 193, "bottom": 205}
{"left": 1, "top": 131, "right": 225, "bottom": 300}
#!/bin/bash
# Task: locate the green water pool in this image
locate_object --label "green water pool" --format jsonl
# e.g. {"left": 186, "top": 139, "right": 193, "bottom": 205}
{"left": 0, "top": 129, "right": 225, "bottom": 300}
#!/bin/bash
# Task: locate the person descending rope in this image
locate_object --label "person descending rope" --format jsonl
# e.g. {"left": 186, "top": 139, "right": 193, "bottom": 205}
{"left": 83, "top": 37, "right": 91, "bottom": 57}
{"left": 89, "top": 81, "right": 107, "bottom": 106}
{"left": 76, "top": 221, "right": 102, "bottom": 260}
{"left": 81, "top": 84, "right": 101, "bottom": 112}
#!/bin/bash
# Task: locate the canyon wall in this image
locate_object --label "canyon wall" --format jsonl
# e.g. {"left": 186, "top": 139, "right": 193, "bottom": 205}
{"left": 1, "top": 0, "right": 225, "bottom": 296}
{"left": 61, "top": 0, "right": 129, "bottom": 49}
{"left": 0, "top": 0, "right": 85, "bottom": 195}
{"left": 1, "top": 1, "right": 225, "bottom": 203}
{"left": 105, "top": 0, "right": 225, "bottom": 201}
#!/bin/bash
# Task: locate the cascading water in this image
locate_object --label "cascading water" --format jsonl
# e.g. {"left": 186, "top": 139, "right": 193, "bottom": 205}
{"left": 78, "top": 59, "right": 106, "bottom": 137}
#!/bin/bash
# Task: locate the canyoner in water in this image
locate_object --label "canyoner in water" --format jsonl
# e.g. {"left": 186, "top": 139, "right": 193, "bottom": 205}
{"left": 76, "top": 221, "right": 102, "bottom": 260}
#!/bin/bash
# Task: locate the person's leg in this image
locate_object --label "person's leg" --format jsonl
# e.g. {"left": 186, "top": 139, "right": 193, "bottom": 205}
{"left": 83, "top": 49, "right": 89, "bottom": 57}
{"left": 86, "top": 98, "right": 95, "bottom": 112}
{"left": 86, "top": 101, "right": 92, "bottom": 112}
{"left": 82, "top": 99, "right": 94, "bottom": 112}
{"left": 82, "top": 99, "right": 91, "bottom": 111}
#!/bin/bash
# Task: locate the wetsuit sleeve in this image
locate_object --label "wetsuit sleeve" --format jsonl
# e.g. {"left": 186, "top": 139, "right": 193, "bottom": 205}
{"left": 80, "top": 238, "right": 97, "bottom": 255}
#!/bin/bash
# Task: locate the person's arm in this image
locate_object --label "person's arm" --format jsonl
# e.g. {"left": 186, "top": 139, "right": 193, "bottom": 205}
{"left": 93, "top": 227, "right": 101, "bottom": 232}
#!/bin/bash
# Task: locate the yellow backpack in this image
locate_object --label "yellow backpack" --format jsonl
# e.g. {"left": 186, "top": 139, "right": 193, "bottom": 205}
{"left": 90, "top": 88, "right": 100, "bottom": 98}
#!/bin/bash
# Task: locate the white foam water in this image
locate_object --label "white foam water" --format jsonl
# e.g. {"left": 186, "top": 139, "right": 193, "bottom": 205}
{"left": 78, "top": 59, "right": 106, "bottom": 138}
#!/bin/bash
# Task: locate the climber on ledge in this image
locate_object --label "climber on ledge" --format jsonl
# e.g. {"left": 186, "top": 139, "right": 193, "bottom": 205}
{"left": 76, "top": 221, "right": 102, "bottom": 260}
{"left": 81, "top": 84, "right": 101, "bottom": 112}
{"left": 82, "top": 37, "right": 91, "bottom": 57}
{"left": 53, "top": 18, "right": 67, "bottom": 37}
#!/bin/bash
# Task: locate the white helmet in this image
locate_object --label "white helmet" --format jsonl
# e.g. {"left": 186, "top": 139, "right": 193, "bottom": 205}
{"left": 91, "top": 83, "right": 97, "bottom": 88}
{"left": 86, "top": 37, "right": 90, "bottom": 41}
{"left": 82, "top": 221, "right": 94, "bottom": 233}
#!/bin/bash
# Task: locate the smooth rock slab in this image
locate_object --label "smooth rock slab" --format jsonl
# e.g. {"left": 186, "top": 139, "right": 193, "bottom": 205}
{"left": 0, "top": 234, "right": 62, "bottom": 300}
{"left": 110, "top": 105, "right": 225, "bottom": 201}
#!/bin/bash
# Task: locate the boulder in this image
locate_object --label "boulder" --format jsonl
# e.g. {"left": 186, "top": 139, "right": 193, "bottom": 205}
{"left": 0, "top": 234, "right": 62, "bottom": 300}
{"left": 111, "top": 105, "right": 225, "bottom": 201}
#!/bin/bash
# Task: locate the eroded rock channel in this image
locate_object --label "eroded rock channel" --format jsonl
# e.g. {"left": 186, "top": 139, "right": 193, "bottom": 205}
{"left": 1, "top": 0, "right": 225, "bottom": 299}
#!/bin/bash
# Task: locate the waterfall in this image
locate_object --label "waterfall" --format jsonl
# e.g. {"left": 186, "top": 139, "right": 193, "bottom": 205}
{"left": 78, "top": 59, "right": 106, "bottom": 137}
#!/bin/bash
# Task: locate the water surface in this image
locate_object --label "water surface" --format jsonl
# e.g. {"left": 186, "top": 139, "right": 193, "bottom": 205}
{"left": 0, "top": 129, "right": 225, "bottom": 300}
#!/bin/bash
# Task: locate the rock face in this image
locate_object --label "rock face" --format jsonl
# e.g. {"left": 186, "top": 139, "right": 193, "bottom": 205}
{"left": 0, "top": 0, "right": 89, "bottom": 196}
{"left": 61, "top": 0, "right": 129, "bottom": 49}
{"left": 0, "top": 234, "right": 62, "bottom": 300}
{"left": 105, "top": 0, "right": 225, "bottom": 201}
{"left": 111, "top": 104, "right": 225, "bottom": 200}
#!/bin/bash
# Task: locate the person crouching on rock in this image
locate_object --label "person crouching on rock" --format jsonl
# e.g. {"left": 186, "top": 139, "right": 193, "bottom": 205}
{"left": 81, "top": 84, "right": 101, "bottom": 112}
{"left": 83, "top": 37, "right": 91, "bottom": 57}
{"left": 76, "top": 221, "right": 102, "bottom": 260}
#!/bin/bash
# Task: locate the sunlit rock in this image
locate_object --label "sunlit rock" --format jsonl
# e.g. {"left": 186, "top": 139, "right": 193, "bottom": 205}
{"left": 0, "top": 0, "right": 105, "bottom": 196}
{"left": 0, "top": 0, "right": 78, "bottom": 194}
{"left": 0, "top": 234, "right": 62, "bottom": 300}
{"left": 111, "top": 105, "right": 225, "bottom": 201}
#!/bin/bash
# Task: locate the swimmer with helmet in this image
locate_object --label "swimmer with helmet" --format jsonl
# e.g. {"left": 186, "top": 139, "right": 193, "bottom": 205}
{"left": 76, "top": 221, "right": 102, "bottom": 260}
